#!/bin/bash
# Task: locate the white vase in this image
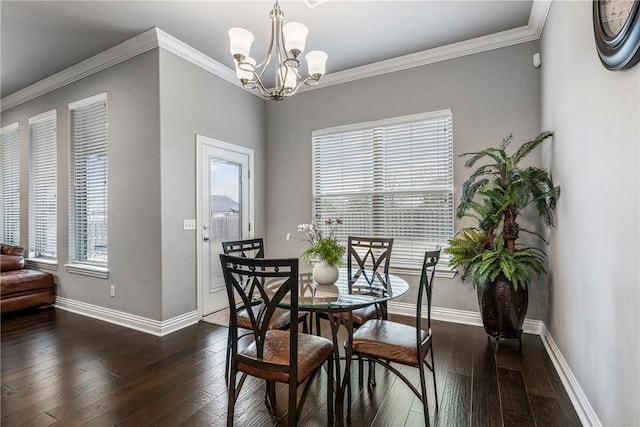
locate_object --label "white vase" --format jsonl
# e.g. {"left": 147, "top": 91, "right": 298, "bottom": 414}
{"left": 313, "top": 260, "right": 339, "bottom": 286}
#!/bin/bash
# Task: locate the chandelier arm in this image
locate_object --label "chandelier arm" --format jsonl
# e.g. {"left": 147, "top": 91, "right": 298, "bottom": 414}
{"left": 288, "top": 66, "right": 304, "bottom": 80}
{"left": 274, "top": 12, "right": 286, "bottom": 94}
{"left": 285, "top": 75, "right": 315, "bottom": 97}
{"left": 251, "top": 74, "right": 276, "bottom": 98}
{"left": 303, "top": 75, "right": 322, "bottom": 87}
{"left": 253, "top": 4, "right": 279, "bottom": 74}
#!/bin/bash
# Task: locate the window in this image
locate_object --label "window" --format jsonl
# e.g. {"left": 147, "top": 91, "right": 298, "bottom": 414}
{"left": 29, "top": 110, "right": 57, "bottom": 259}
{"left": 1, "top": 123, "right": 20, "bottom": 245}
{"left": 312, "top": 110, "right": 454, "bottom": 273}
{"left": 69, "top": 93, "right": 108, "bottom": 266}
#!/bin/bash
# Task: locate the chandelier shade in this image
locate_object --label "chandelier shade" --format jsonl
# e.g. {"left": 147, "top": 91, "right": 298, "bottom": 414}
{"left": 228, "top": 1, "right": 328, "bottom": 101}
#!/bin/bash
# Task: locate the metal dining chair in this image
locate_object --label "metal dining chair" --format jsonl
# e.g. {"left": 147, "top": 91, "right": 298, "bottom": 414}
{"left": 345, "top": 236, "right": 394, "bottom": 324}
{"left": 220, "top": 254, "right": 334, "bottom": 426}
{"left": 315, "top": 236, "right": 394, "bottom": 331}
{"left": 221, "top": 238, "right": 309, "bottom": 386}
{"left": 312, "top": 236, "right": 394, "bottom": 395}
{"left": 351, "top": 247, "right": 441, "bottom": 426}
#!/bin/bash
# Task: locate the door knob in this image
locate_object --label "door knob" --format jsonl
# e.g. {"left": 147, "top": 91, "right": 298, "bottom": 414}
{"left": 203, "top": 236, "right": 210, "bottom": 242}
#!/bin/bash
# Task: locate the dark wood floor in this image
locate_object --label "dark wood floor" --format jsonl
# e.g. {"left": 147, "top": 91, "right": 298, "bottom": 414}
{"left": 1, "top": 307, "right": 581, "bottom": 426}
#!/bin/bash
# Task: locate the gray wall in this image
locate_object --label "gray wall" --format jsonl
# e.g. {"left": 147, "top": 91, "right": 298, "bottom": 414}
{"left": 158, "top": 50, "right": 266, "bottom": 319}
{"left": 1, "top": 51, "right": 164, "bottom": 319}
{"left": 265, "top": 41, "right": 546, "bottom": 318}
{"left": 1, "top": 47, "right": 267, "bottom": 323}
{"left": 541, "top": 2, "right": 640, "bottom": 425}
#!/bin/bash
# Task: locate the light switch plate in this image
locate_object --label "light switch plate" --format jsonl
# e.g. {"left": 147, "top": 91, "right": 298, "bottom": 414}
{"left": 183, "top": 219, "right": 196, "bottom": 230}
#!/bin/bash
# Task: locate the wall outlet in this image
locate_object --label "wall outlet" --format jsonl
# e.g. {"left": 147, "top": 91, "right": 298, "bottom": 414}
{"left": 110, "top": 285, "right": 115, "bottom": 297}
{"left": 183, "top": 219, "right": 196, "bottom": 230}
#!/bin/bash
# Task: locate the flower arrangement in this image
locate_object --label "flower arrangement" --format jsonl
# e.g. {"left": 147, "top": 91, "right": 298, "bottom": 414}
{"left": 287, "top": 218, "right": 346, "bottom": 267}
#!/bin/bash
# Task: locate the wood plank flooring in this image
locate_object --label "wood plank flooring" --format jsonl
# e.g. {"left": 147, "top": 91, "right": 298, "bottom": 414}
{"left": 1, "top": 307, "right": 581, "bottom": 426}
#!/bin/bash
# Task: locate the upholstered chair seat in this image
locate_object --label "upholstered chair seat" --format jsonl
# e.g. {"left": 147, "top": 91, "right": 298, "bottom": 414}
{"left": 352, "top": 319, "right": 429, "bottom": 366}
{"left": 238, "top": 330, "right": 334, "bottom": 384}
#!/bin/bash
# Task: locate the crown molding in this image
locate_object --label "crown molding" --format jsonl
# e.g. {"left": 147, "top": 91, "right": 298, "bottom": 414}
{"left": 155, "top": 28, "right": 240, "bottom": 89}
{"left": 529, "top": 0, "right": 553, "bottom": 38}
{"left": 1, "top": 0, "right": 553, "bottom": 110}
{"left": 1, "top": 28, "right": 159, "bottom": 112}
{"left": 304, "top": 0, "right": 552, "bottom": 92}
{"left": 304, "top": 24, "right": 540, "bottom": 93}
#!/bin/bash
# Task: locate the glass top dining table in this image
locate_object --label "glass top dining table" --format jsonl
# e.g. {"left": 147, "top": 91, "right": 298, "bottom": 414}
{"left": 296, "top": 267, "right": 410, "bottom": 312}
{"left": 268, "top": 267, "right": 410, "bottom": 426}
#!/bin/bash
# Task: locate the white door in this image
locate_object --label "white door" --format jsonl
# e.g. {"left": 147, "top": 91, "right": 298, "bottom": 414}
{"left": 197, "top": 136, "right": 253, "bottom": 317}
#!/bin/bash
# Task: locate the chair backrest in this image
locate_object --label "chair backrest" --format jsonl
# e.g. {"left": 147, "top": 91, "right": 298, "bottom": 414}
{"left": 222, "top": 238, "right": 266, "bottom": 300}
{"left": 221, "top": 238, "right": 265, "bottom": 259}
{"left": 220, "top": 254, "right": 299, "bottom": 374}
{"left": 347, "top": 236, "right": 394, "bottom": 286}
{"left": 298, "top": 271, "right": 314, "bottom": 299}
{"left": 416, "top": 247, "right": 441, "bottom": 333}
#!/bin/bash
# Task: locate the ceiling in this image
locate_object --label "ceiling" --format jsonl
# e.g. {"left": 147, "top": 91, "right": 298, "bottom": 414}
{"left": 1, "top": 0, "right": 536, "bottom": 100}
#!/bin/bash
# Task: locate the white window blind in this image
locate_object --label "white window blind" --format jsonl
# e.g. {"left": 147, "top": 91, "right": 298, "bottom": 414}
{"left": 312, "top": 110, "right": 454, "bottom": 272}
{"left": 69, "top": 93, "right": 108, "bottom": 265}
{"left": 29, "top": 110, "right": 57, "bottom": 258}
{"left": 1, "top": 123, "right": 20, "bottom": 245}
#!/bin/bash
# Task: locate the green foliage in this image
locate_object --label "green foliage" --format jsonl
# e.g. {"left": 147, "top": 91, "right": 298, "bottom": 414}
{"left": 457, "top": 132, "right": 560, "bottom": 228}
{"left": 467, "top": 238, "right": 545, "bottom": 290}
{"left": 446, "top": 131, "right": 560, "bottom": 289}
{"left": 302, "top": 237, "right": 346, "bottom": 267}
{"left": 446, "top": 228, "right": 485, "bottom": 282}
{"left": 289, "top": 218, "right": 346, "bottom": 267}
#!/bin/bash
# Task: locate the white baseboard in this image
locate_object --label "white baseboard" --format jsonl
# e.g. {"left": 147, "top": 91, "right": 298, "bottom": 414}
{"left": 387, "top": 301, "right": 597, "bottom": 426}
{"left": 53, "top": 296, "right": 199, "bottom": 337}
{"left": 539, "top": 325, "right": 602, "bottom": 427}
{"left": 387, "top": 301, "right": 544, "bottom": 335}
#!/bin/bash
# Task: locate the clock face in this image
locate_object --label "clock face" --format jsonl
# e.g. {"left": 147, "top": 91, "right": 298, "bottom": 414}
{"left": 593, "top": 0, "right": 640, "bottom": 70}
{"left": 600, "top": 0, "right": 635, "bottom": 37}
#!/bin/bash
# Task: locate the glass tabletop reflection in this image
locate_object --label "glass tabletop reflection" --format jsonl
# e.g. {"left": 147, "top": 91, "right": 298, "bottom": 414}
{"left": 268, "top": 268, "right": 409, "bottom": 312}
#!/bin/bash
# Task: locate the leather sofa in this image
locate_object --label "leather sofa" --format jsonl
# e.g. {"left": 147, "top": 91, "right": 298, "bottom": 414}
{"left": 1, "top": 244, "right": 55, "bottom": 313}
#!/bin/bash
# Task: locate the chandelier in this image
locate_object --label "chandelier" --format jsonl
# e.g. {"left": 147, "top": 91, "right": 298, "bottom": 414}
{"left": 228, "top": 1, "right": 328, "bottom": 101}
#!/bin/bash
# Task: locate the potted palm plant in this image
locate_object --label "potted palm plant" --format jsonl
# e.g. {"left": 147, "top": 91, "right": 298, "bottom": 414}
{"left": 446, "top": 131, "right": 560, "bottom": 340}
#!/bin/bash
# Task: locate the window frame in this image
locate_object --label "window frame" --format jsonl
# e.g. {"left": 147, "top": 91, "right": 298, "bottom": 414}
{"left": 1, "top": 122, "right": 21, "bottom": 246}
{"left": 65, "top": 92, "right": 109, "bottom": 278}
{"left": 28, "top": 109, "right": 58, "bottom": 263}
{"left": 311, "top": 110, "right": 455, "bottom": 276}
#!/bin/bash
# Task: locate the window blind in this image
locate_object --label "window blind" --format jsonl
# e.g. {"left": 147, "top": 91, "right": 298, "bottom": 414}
{"left": 69, "top": 93, "right": 108, "bottom": 264}
{"left": 29, "top": 111, "right": 57, "bottom": 258}
{"left": 312, "top": 110, "right": 454, "bottom": 272}
{"left": 1, "top": 123, "right": 20, "bottom": 245}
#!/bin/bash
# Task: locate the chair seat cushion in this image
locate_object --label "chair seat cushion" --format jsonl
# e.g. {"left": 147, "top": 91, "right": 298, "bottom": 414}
{"left": 336, "top": 304, "right": 379, "bottom": 325}
{"left": 351, "top": 319, "right": 429, "bottom": 366}
{"left": 236, "top": 306, "right": 308, "bottom": 330}
{"left": 238, "top": 330, "right": 333, "bottom": 384}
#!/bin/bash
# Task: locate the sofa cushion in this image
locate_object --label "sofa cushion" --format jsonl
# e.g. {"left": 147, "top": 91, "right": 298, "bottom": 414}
{"left": 1, "top": 244, "right": 26, "bottom": 256}
{"left": 1, "top": 255, "right": 25, "bottom": 272}
{"left": 0, "top": 269, "right": 55, "bottom": 297}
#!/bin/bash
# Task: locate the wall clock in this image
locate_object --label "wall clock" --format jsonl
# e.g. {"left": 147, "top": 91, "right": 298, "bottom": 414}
{"left": 593, "top": 0, "right": 640, "bottom": 70}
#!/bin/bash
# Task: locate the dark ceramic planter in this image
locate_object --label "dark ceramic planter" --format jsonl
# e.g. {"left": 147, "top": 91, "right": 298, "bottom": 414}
{"left": 476, "top": 274, "right": 528, "bottom": 340}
